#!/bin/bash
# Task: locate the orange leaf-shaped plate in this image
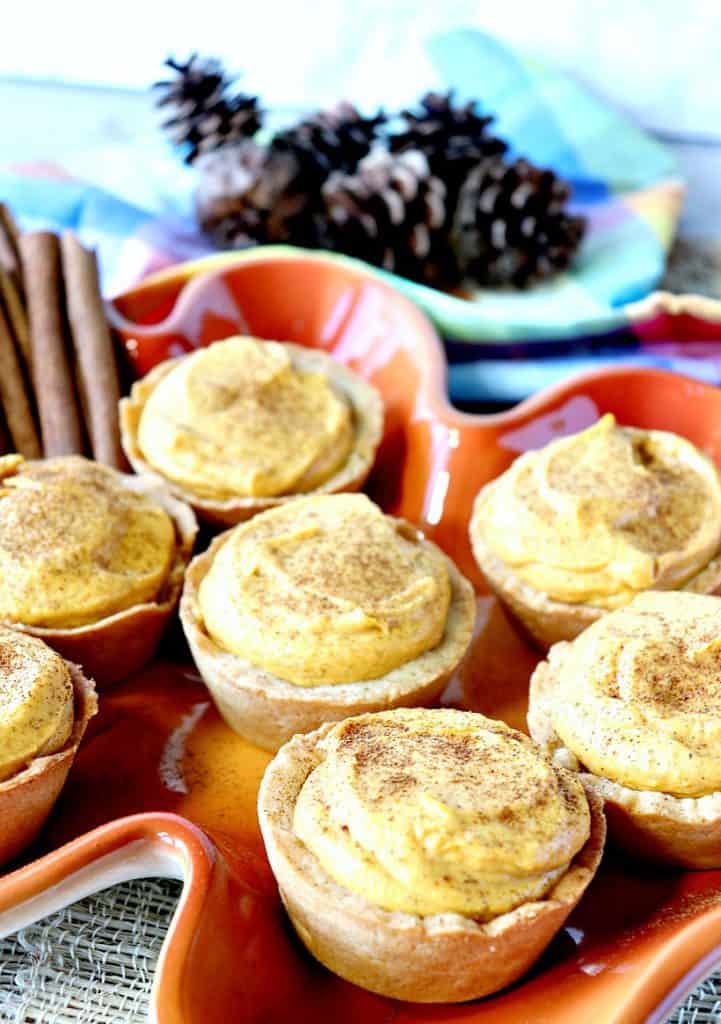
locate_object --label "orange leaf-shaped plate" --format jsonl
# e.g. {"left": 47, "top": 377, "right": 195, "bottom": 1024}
{"left": 2, "top": 251, "right": 721, "bottom": 1023}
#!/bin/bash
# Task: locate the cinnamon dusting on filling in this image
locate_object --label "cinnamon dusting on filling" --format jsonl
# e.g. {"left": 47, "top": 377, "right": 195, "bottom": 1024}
{"left": 548, "top": 591, "right": 721, "bottom": 796}
{"left": 474, "top": 415, "right": 721, "bottom": 608}
{"left": 293, "top": 708, "right": 590, "bottom": 918}
{"left": 0, "top": 455, "right": 176, "bottom": 628}
{"left": 136, "top": 336, "right": 354, "bottom": 500}
{"left": 0, "top": 626, "right": 73, "bottom": 781}
{"left": 198, "top": 494, "right": 451, "bottom": 686}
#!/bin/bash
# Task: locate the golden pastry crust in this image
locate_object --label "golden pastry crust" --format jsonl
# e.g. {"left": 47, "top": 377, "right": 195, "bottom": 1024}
{"left": 258, "top": 720, "right": 606, "bottom": 1003}
{"left": 120, "top": 343, "right": 384, "bottom": 527}
{"left": 0, "top": 661, "right": 97, "bottom": 867}
{"left": 9, "top": 474, "right": 197, "bottom": 687}
{"left": 529, "top": 651, "right": 721, "bottom": 868}
{"left": 470, "top": 479, "right": 721, "bottom": 649}
{"left": 180, "top": 522, "right": 476, "bottom": 751}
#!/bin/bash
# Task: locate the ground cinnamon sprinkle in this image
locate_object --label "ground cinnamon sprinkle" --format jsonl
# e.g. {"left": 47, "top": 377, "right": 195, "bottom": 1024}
{"left": 0, "top": 627, "right": 74, "bottom": 780}
{"left": 0, "top": 456, "right": 176, "bottom": 629}
{"left": 477, "top": 415, "right": 721, "bottom": 608}
{"left": 549, "top": 591, "right": 721, "bottom": 797}
{"left": 293, "top": 708, "right": 591, "bottom": 919}
{"left": 198, "top": 493, "right": 453, "bottom": 686}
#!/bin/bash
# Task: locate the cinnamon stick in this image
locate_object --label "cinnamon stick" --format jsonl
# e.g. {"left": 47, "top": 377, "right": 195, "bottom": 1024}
{"left": 0, "top": 206, "right": 30, "bottom": 368}
{"left": 0, "top": 269, "right": 31, "bottom": 369}
{"left": 0, "top": 404, "right": 11, "bottom": 457}
{"left": 20, "top": 231, "right": 85, "bottom": 456}
{"left": 0, "top": 300, "right": 41, "bottom": 457}
{"left": 61, "top": 232, "right": 126, "bottom": 469}
{"left": 0, "top": 204, "right": 20, "bottom": 278}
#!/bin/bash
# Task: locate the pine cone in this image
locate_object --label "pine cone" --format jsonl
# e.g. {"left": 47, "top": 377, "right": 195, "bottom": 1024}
{"left": 195, "top": 140, "right": 326, "bottom": 249}
{"left": 195, "top": 141, "right": 275, "bottom": 247}
{"left": 391, "top": 92, "right": 507, "bottom": 198}
{"left": 322, "top": 148, "right": 456, "bottom": 285}
{"left": 266, "top": 102, "right": 386, "bottom": 245}
{"left": 273, "top": 102, "right": 385, "bottom": 180}
{"left": 172, "top": 59, "right": 585, "bottom": 290}
{"left": 452, "top": 157, "right": 586, "bottom": 288}
{"left": 197, "top": 102, "right": 384, "bottom": 250}
{"left": 154, "top": 55, "right": 262, "bottom": 164}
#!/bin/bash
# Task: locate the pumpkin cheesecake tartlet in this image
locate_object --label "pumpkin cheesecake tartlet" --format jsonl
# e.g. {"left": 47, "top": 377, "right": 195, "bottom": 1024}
{"left": 0, "top": 454, "right": 196, "bottom": 686}
{"left": 0, "top": 626, "right": 97, "bottom": 866}
{"left": 180, "top": 493, "right": 475, "bottom": 750}
{"left": 258, "top": 707, "right": 605, "bottom": 1002}
{"left": 470, "top": 414, "right": 721, "bottom": 647}
{"left": 529, "top": 591, "right": 721, "bottom": 867}
{"left": 120, "top": 335, "right": 384, "bottom": 527}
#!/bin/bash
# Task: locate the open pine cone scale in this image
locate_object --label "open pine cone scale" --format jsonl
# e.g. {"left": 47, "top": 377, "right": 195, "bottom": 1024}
{"left": 322, "top": 149, "right": 457, "bottom": 284}
{"left": 453, "top": 157, "right": 586, "bottom": 287}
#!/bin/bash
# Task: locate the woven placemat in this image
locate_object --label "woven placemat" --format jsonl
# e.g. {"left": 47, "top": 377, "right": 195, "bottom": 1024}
{"left": 0, "top": 877, "right": 716, "bottom": 1022}
{"left": 0, "top": 878, "right": 180, "bottom": 1023}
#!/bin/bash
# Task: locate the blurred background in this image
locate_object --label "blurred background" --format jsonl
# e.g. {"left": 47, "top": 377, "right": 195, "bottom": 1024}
{"left": 2, "top": 0, "right": 719, "bottom": 242}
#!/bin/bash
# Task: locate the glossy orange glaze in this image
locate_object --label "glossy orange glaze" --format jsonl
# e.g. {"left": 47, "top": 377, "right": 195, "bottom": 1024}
{"left": 3, "top": 253, "right": 721, "bottom": 1024}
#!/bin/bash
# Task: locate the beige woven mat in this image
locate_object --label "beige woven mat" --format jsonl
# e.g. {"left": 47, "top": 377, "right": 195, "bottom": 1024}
{"left": 0, "top": 877, "right": 717, "bottom": 1022}
{"left": 0, "top": 879, "right": 180, "bottom": 1023}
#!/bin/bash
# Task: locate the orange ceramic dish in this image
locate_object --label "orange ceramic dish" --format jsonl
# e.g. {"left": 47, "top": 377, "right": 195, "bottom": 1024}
{"left": 2, "top": 253, "right": 721, "bottom": 1024}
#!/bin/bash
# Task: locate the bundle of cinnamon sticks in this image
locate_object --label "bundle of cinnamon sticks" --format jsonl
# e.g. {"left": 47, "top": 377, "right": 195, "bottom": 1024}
{"left": 0, "top": 203, "right": 127, "bottom": 469}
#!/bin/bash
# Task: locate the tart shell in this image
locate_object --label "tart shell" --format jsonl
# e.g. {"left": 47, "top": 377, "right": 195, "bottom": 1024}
{"left": 470, "top": 479, "right": 721, "bottom": 648}
{"left": 119, "top": 343, "right": 385, "bottom": 528}
{"left": 180, "top": 522, "right": 476, "bottom": 752}
{"left": 529, "top": 650, "right": 721, "bottom": 868}
{"left": 7, "top": 475, "right": 197, "bottom": 688}
{"left": 257, "top": 719, "right": 606, "bottom": 1003}
{"left": 0, "top": 661, "right": 97, "bottom": 868}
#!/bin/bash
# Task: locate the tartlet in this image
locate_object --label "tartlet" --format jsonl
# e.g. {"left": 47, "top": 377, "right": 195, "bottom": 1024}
{"left": 0, "top": 627, "right": 97, "bottom": 867}
{"left": 0, "top": 455, "right": 197, "bottom": 686}
{"left": 258, "top": 708, "right": 606, "bottom": 1003}
{"left": 180, "top": 494, "right": 475, "bottom": 750}
{"left": 470, "top": 415, "right": 721, "bottom": 647}
{"left": 120, "top": 335, "right": 384, "bottom": 527}
{"left": 529, "top": 591, "right": 721, "bottom": 867}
